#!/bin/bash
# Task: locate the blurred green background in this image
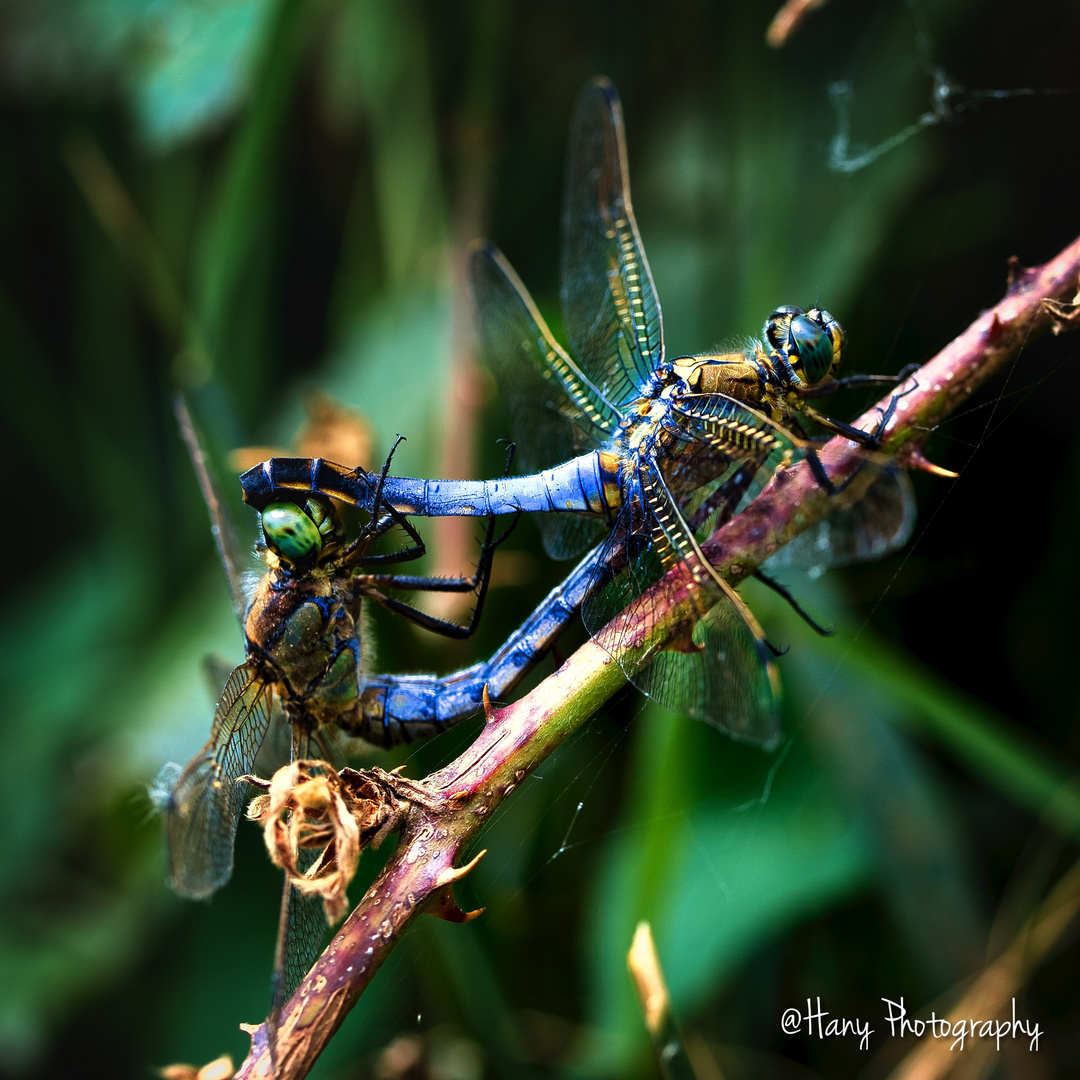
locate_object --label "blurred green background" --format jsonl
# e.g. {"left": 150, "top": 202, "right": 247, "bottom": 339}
{"left": 2, "top": 0, "right": 1079, "bottom": 1076}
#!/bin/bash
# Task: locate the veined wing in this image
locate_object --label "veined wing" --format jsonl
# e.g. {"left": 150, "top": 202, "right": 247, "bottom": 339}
{"left": 582, "top": 463, "right": 781, "bottom": 747}
{"left": 281, "top": 884, "right": 327, "bottom": 1003}
{"left": 469, "top": 240, "right": 620, "bottom": 464}
{"left": 561, "top": 77, "right": 664, "bottom": 409}
{"left": 273, "top": 730, "right": 339, "bottom": 1004}
{"left": 663, "top": 392, "right": 802, "bottom": 536}
{"left": 764, "top": 467, "right": 916, "bottom": 573}
{"left": 669, "top": 393, "right": 801, "bottom": 475}
{"left": 671, "top": 393, "right": 916, "bottom": 570}
{"left": 469, "top": 240, "right": 620, "bottom": 559}
{"left": 165, "top": 662, "right": 273, "bottom": 898}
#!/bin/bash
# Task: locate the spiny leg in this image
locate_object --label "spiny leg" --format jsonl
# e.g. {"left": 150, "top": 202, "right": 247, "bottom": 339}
{"left": 349, "top": 507, "right": 430, "bottom": 567}
{"left": 798, "top": 363, "right": 920, "bottom": 400}
{"left": 456, "top": 443, "right": 524, "bottom": 634}
{"left": 804, "top": 378, "right": 919, "bottom": 494}
{"left": 340, "top": 435, "right": 433, "bottom": 568}
{"left": 360, "top": 440, "right": 522, "bottom": 638}
{"left": 803, "top": 377, "right": 917, "bottom": 452}
{"left": 368, "top": 442, "right": 521, "bottom": 591}
{"left": 371, "top": 433, "right": 408, "bottom": 507}
{"left": 753, "top": 568, "right": 835, "bottom": 638}
{"left": 362, "top": 508, "right": 520, "bottom": 639}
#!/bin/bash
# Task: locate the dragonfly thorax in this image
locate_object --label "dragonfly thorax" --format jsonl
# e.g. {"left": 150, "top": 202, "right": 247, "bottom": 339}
{"left": 620, "top": 385, "right": 682, "bottom": 457}
{"left": 245, "top": 567, "right": 362, "bottom": 727}
{"left": 673, "top": 306, "right": 846, "bottom": 429}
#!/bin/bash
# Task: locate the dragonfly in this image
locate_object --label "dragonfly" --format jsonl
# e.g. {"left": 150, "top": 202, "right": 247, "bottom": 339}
{"left": 240, "top": 77, "right": 915, "bottom": 750}
{"left": 164, "top": 426, "right": 493, "bottom": 895}
{"left": 162, "top": 405, "right": 604, "bottom": 1004}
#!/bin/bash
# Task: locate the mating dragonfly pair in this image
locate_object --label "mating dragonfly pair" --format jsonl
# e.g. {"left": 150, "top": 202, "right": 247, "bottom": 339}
{"left": 163, "top": 77, "right": 916, "bottom": 998}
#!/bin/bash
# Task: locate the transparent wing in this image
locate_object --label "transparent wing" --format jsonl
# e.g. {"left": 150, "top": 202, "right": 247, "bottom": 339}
{"left": 765, "top": 467, "right": 916, "bottom": 572}
{"left": 670, "top": 393, "right": 915, "bottom": 571}
{"left": 469, "top": 240, "right": 617, "bottom": 559}
{"left": 661, "top": 391, "right": 806, "bottom": 542}
{"left": 636, "top": 599, "right": 781, "bottom": 747}
{"left": 668, "top": 394, "right": 802, "bottom": 482}
{"left": 165, "top": 662, "right": 273, "bottom": 898}
{"left": 271, "top": 732, "right": 340, "bottom": 1011}
{"left": 582, "top": 466, "right": 781, "bottom": 747}
{"left": 281, "top": 870, "right": 328, "bottom": 1001}
{"left": 681, "top": 460, "right": 764, "bottom": 540}
{"left": 175, "top": 395, "right": 250, "bottom": 618}
{"left": 267, "top": 881, "right": 328, "bottom": 1047}
{"left": 469, "top": 240, "right": 620, "bottom": 466}
{"left": 561, "top": 77, "right": 664, "bottom": 409}
{"left": 535, "top": 513, "right": 611, "bottom": 562}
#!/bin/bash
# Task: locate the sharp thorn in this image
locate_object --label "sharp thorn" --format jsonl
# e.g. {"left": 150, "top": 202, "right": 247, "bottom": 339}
{"left": 482, "top": 685, "right": 502, "bottom": 725}
{"left": 434, "top": 849, "right": 487, "bottom": 889}
{"left": 428, "top": 851, "right": 488, "bottom": 924}
{"left": 908, "top": 450, "right": 958, "bottom": 478}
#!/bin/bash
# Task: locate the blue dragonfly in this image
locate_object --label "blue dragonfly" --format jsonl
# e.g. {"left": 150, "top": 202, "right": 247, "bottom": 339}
{"left": 241, "top": 78, "right": 915, "bottom": 750}
{"left": 162, "top": 403, "right": 599, "bottom": 997}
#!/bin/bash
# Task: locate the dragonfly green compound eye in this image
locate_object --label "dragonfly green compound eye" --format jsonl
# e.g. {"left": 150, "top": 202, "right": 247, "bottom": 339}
{"left": 787, "top": 314, "right": 834, "bottom": 385}
{"left": 262, "top": 502, "right": 323, "bottom": 563}
{"left": 763, "top": 306, "right": 842, "bottom": 386}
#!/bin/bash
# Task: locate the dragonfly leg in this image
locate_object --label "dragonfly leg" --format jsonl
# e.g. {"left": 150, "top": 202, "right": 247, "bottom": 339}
{"left": 339, "top": 436, "right": 434, "bottom": 568}
{"left": 344, "top": 486, "right": 434, "bottom": 569}
{"left": 363, "top": 442, "right": 521, "bottom": 591}
{"left": 869, "top": 378, "right": 919, "bottom": 443}
{"left": 856, "top": 376, "right": 920, "bottom": 449}
{"left": 803, "top": 375, "right": 918, "bottom": 450}
{"left": 365, "top": 590, "right": 485, "bottom": 639}
{"left": 753, "top": 569, "right": 835, "bottom": 637}
{"left": 351, "top": 509, "right": 430, "bottom": 567}
{"left": 365, "top": 516, "right": 520, "bottom": 593}
{"left": 498, "top": 438, "right": 517, "bottom": 474}
{"left": 799, "top": 363, "right": 920, "bottom": 399}
{"left": 805, "top": 448, "right": 842, "bottom": 495}
{"left": 803, "top": 407, "right": 883, "bottom": 448}
{"left": 805, "top": 373, "right": 919, "bottom": 494}
{"left": 357, "top": 431, "right": 521, "bottom": 568}
{"left": 363, "top": 508, "right": 520, "bottom": 640}
{"left": 369, "top": 433, "right": 408, "bottom": 507}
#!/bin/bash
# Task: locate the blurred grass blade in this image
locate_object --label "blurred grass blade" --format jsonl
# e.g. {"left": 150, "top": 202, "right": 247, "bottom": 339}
{"left": 881, "top": 855, "right": 1080, "bottom": 1080}
{"left": 193, "top": 0, "right": 317, "bottom": 403}
{"left": 849, "top": 632, "right": 1080, "bottom": 843}
{"left": 627, "top": 922, "right": 698, "bottom": 1080}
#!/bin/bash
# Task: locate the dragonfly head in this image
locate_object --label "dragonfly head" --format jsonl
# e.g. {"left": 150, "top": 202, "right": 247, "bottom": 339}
{"left": 260, "top": 495, "right": 344, "bottom": 570}
{"left": 763, "top": 306, "right": 845, "bottom": 388}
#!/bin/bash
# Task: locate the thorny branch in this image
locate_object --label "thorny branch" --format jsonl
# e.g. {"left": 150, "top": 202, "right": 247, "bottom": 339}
{"left": 233, "top": 235, "right": 1080, "bottom": 1079}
